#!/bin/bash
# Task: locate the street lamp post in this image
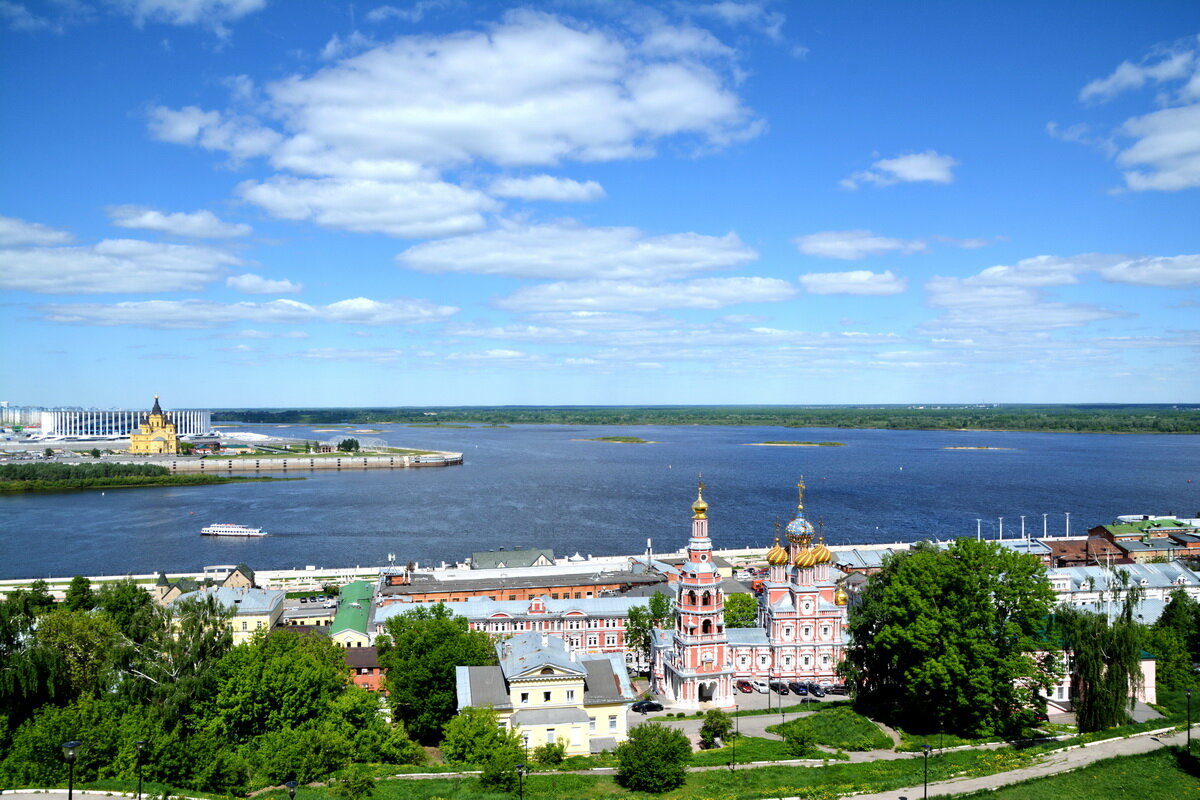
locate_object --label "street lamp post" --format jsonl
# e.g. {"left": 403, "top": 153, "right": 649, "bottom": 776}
{"left": 135, "top": 740, "right": 147, "bottom": 800}
{"left": 285, "top": 780, "right": 297, "bottom": 800}
{"left": 62, "top": 741, "right": 81, "bottom": 800}
{"left": 730, "top": 704, "right": 738, "bottom": 772}
{"left": 515, "top": 764, "right": 527, "bottom": 800}
{"left": 1187, "top": 688, "right": 1193, "bottom": 752}
{"left": 922, "top": 744, "right": 931, "bottom": 800}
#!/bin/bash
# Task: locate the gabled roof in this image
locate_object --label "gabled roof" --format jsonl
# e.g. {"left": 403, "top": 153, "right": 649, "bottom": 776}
{"left": 498, "top": 631, "right": 585, "bottom": 679}
{"left": 471, "top": 548, "right": 555, "bottom": 570}
{"left": 331, "top": 580, "right": 374, "bottom": 636}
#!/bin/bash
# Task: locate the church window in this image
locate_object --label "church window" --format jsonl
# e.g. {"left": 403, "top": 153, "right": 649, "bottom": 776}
{"left": 702, "top": 619, "right": 712, "bottom": 634}
{"left": 759, "top": 655, "right": 768, "bottom": 665}
{"left": 803, "top": 626, "right": 812, "bottom": 638}
{"left": 821, "top": 626, "right": 830, "bottom": 638}
{"left": 803, "top": 656, "right": 811, "bottom": 666}
{"left": 783, "top": 627, "right": 793, "bottom": 639}
{"left": 822, "top": 655, "right": 831, "bottom": 665}
{"left": 701, "top": 591, "right": 711, "bottom": 606}
{"left": 687, "top": 590, "right": 698, "bottom": 605}
{"left": 785, "top": 657, "right": 792, "bottom": 666}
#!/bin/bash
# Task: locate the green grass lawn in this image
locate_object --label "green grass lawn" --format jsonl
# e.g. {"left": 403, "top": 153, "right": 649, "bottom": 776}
{"left": 948, "top": 747, "right": 1200, "bottom": 799}
{"left": 768, "top": 707, "right": 893, "bottom": 751}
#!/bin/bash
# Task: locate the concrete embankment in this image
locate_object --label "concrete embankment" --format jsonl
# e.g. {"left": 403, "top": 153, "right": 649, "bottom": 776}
{"left": 108, "top": 452, "right": 464, "bottom": 472}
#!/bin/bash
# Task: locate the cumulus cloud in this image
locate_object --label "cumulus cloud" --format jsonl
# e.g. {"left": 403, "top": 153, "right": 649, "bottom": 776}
{"left": 151, "top": 11, "right": 759, "bottom": 177}
{"left": 37, "top": 296, "right": 457, "bottom": 328}
{"left": 1098, "top": 254, "right": 1200, "bottom": 287}
{"left": 799, "top": 270, "right": 907, "bottom": 295}
{"left": 496, "top": 276, "right": 794, "bottom": 312}
{"left": 236, "top": 176, "right": 497, "bottom": 238}
{"left": 1062, "top": 37, "right": 1200, "bottom": 192}
{"left": 226, "top": 273, "right": 303, "bottom": 294}
{"left": 489, "top": 175, "right": 606, "bottom": 202}
{"left": 692, "top": 2, "right": 785, "bottom": 41}
{"left": 794, "top": 230, "right": 925, "bottom": 260}
{"left": 396, "top": 221, "right": 756, "bottom": 280}
{"left": 923, "top": 277, "right": 1124, "bottom": 333}
{"left": 841, "top": 150, "right": 958, "bottom": 189}
{"left": 0, "top": 215, "right": 73, "bottom": 246}
{"left": 0, "top": 239, "right": 241, "bottom": 293}
{"left": 107, "top": 205, "right": 252, "bottom": 238}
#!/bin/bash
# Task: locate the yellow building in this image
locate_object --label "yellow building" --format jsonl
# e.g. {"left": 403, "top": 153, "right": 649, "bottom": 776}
{"left": 129, "top": 395, "right": 180, "bottom": 455}
{"left": 456, "top": 632, "right": 636, "bottom": 755}
{"left": 171, "top": 586, "right": 286, "bottom": 645}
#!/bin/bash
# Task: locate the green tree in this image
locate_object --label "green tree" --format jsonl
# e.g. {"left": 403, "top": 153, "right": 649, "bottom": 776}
{"left": 699, "top": 708, "right": 733, "bottom": 749}
{"left": 209, "top": 629, "right": 350, "bottom": 739}
{"left": 95, "top": 578, "right": 157, "bottom": 644}
{"left": 89, "top": 448, "right": 102, "bottom": 458}
{"left": 63, "top": 576, "right": 95, "bottom": 611}
{"left": 439, "top": 706, "right": 513, "bottom": 766}
{"left": 614, "top": 722, "right": 692, "bottom": 793}
{"left": 844, "top": 539, "right": 1057, "bottom": 737}
{"left": 0, "top": 588, "right": 65, "bottom": 727}
{"left": 377, "top": 603, "right": 496, "bottom": 743}
{"left": 1155, "top": 587, "right": 1200, "bottom": 664}
{"left": 1143, "top": 626, "right": 1192, "bottom": 691}
{"left": 328, "top": 764, "right": 375, "bottom": 800}
{"left": 338, "top": 438, "right": 360, "bottom": 452}
{"left": 1057, "top": 588, "right": 1146, "bottom": 732}
{"left": 35, "top": 608, "right": 120, "bottom": 701}
{"left": 723, "top": 592, "right": 758, "bottom": 628}
{"left": 44, "top": 447, "right": 54, "bottom": 458}
{"left": 625, "top": 591, "right": 673, "bottom": 671}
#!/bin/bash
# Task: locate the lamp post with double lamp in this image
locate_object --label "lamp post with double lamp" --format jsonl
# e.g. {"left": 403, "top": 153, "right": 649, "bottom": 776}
{"left": 921, "top": 744, "right": 932, "bottom": 799}
{"left": 285, "top": 780, "right": 297, "bottom": 800}
{"left": 135, "top": 740, "right": 147, "bottom": 800}
{"left": 62, "top": 741, "right": 82, "bottom": 800}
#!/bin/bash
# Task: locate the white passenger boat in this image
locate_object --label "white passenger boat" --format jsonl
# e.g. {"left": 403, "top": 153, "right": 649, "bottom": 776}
{"left": 200, "top": 523, "right": 266, "bottom": 537}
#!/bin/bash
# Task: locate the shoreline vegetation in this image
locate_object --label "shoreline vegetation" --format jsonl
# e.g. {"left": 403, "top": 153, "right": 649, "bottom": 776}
{"left": 211, "top": 404, "right": 1200, "bottom": 434}
{"left": 749, "top": 440, "right": 846, "bottom": 446}
{"left": 585, "top": 436, "right": 654, "bottom": 444}
{"left": 0, "top": 463, "right": 293, "bottom": 494}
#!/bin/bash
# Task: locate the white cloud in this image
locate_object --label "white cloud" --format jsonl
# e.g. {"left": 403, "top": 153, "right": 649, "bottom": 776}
{"left": 148, "top": 105, "right": 282, "bottom": 163}
{"left": 794, "top": 230, "right": 925, "bottom": 260}
{"left": 38, "top": 296, "right": 457, "bottom": 328}
{"left": 692, "top": 2, "right": 785, "bottom": 41}
{"left": 153, "top": 11, "right": 759, "bottom": 176}
{"left": 923, "top": 277, "right": 1124, "bottom": 333}
{"left": 226, "top": 273, "right": 303, "bottom": 294}
{"left": 396, "top": 221, "right": 756, "bottom": 280}
{"left": 841, "top": 150, "right": 958, "bottom": 189}
{"left": 496, "top": 276, "right": 794, "bottom": 312}
{"left": 1116, "top": 104, "right": 1200, "bottom": 191}
{"left": 446, "top": 348, "right": 536, "bottom": 361}
{"left": 365, "top": 2, "right": 446, "bottom": 24}
{"left": 0, "top": 239, "right": 240, "bottom": 293}
{"left": 109, "top": 0, "right": 266, "bottom": 34}
{"left": 1098, "top": 255, "right": 1200, "bottom": 287}
{"left": 228, "top": 329, "right": 309, "bottom": 339}
{"left": 969, "top": 254, "right": 1114, "bottom": 287}
{"left": 489, "top": 175, "right": 606, "bottom": 202}
{"left": 1080, "top": 41, "right": 1198, "bottom": 103}
{"left": 320, "top": 30, "right": 377, "bottom": 60}
{"left": 107, "top": 205, "right": 252, "bottom": 238}
{"left": 799, "top": 270, "right": 907, "bottom": 296}
{"left": 236, "top": 176, "right": 496, "bottom": 238}
{"left": 0, "top": 215, "right": 73, "bottom": 246}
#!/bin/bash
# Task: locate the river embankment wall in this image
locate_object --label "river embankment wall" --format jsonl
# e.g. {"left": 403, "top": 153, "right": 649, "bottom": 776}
{"left": 106, "top": 452, "right": 464, "bottom": 471}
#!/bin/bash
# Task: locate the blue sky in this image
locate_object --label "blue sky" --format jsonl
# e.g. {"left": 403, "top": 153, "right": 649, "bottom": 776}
{"left": 2, "top": 0, "right": 1198, "bottom": 408}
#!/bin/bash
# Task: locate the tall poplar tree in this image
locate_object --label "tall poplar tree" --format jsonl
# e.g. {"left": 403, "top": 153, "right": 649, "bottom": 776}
{"left": 844, "top": 539, "right": 1057, "bottom": 737}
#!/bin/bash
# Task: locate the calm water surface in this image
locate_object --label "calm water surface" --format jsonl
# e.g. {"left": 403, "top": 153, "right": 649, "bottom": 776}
{"left": 1, "top": 424, "right": 1197, "bottom": 579}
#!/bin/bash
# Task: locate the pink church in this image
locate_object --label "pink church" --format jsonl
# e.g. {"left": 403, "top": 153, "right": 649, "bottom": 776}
{"left": 651, "top": 480, "right": 850, "bottom": 709}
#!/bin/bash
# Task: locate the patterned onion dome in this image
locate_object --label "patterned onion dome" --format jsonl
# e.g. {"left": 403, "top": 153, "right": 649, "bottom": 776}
{"left": 834, "top": 586, "right": 849, "bottom": 606}
{"left": 785, "top": 514, "right": 814, "bottom": 538}
{"left": 811, "top": 537, "right": 832, "bottom": 564}
{"left": 766, "top": 536, "right": 789, "bottom": 566}
{"left": 794, "top": 545, "right": 818, "bottom": 568}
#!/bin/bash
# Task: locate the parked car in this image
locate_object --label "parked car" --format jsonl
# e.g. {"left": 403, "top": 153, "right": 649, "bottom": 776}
{"left": 826, "top": 683, "right": 848, "bottom": 695}
{"left": 769, "top": 680, "right": 790, "bottom": 694}
{"left": 735, "top": 680, "right": 754, "bottom": 693}
{"left": 787, "top": 681, "right": 808, "bottom": 695}
{"left": 750, "top": 679, "right": 769, "bottom": 693}
{"left": 299, "top": 596, "right": 308, "bottom": 603}
{"left": 1033, "top": 711, "right": 1049, "bottom": 722}
{"left": 631, "top": 700, "right": 664, "bottom": 713}
{"left": 806, "top": 683, "right": 826, "bottom": 697}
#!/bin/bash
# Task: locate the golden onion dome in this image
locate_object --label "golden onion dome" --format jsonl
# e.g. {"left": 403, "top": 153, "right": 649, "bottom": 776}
{"left": 766, "top": 535, "right": 789, "bottom": 566}
{"left": 794, "top": 546, "right": 817, "bottom": 568}
{"left": 811, "top": 537, "right": 832, "bottom": 564}
{"left": 691, "top": 482, "right": 708, "bottom": 519}
{"left": 834, "top": 586, "right": 849, "bottom": 606}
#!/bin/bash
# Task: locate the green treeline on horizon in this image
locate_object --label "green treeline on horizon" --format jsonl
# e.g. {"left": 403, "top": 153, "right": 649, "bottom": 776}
{"left": 0, "top": 462, "right": 279, "bottom": 493}
{"left": 212, "top": 404, "right": 1200, "bottom": 434}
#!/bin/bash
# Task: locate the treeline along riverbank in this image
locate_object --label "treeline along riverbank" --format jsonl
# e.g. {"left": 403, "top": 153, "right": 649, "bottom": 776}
{"left": 213, "top": 404, "right": 1200, "bottom": 434}
{"left": 0, "top": 462, "right": 287, "bottom": 493}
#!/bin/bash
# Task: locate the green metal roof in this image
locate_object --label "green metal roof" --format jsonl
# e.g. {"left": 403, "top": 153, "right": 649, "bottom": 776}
{"left": 330, "top": 580, "right": 373, "bottom": 636}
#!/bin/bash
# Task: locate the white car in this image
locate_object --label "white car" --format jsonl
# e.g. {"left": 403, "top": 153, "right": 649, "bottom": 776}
{"left": 323, "top": 600, "right": 337, "bottom": 608}
{"left": 750, "top": 680, "right": 769, "bottom": 693}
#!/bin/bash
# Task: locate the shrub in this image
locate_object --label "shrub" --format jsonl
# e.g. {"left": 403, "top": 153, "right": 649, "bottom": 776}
{"left": 699, "top": 709, "right": 733, "bottom": 749}
{"left": 532, "top": 741, "right": 566, "bottom": 765}
{"left": 615, "top": 722, "right": 692, "bottom": 793}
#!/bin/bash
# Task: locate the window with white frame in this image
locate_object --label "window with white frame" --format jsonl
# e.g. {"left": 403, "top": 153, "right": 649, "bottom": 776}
{"left": 609, "top": 715, "right": 618, "bottom": 731}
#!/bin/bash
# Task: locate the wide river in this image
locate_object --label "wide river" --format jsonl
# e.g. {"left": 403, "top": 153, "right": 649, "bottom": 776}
{"left": 1, "top": 424, "right": 1198, "bottom": 580}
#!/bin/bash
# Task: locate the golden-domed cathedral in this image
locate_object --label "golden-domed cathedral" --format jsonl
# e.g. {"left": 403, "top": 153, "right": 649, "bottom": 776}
{"left": 128, "top": 395, "right": 180, "bottom": 455}
{"left": 651, "top": 478, "right": 849, "bottom": 709}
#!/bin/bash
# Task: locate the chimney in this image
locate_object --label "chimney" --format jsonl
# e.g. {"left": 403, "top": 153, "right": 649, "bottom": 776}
{"left": 541, "top": 632, "right": 548, "bottom": 648}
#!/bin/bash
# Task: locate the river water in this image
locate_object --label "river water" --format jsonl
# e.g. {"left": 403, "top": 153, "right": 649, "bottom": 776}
{"left": 1, "top": 424, "right": 1197, "bottom": 580}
